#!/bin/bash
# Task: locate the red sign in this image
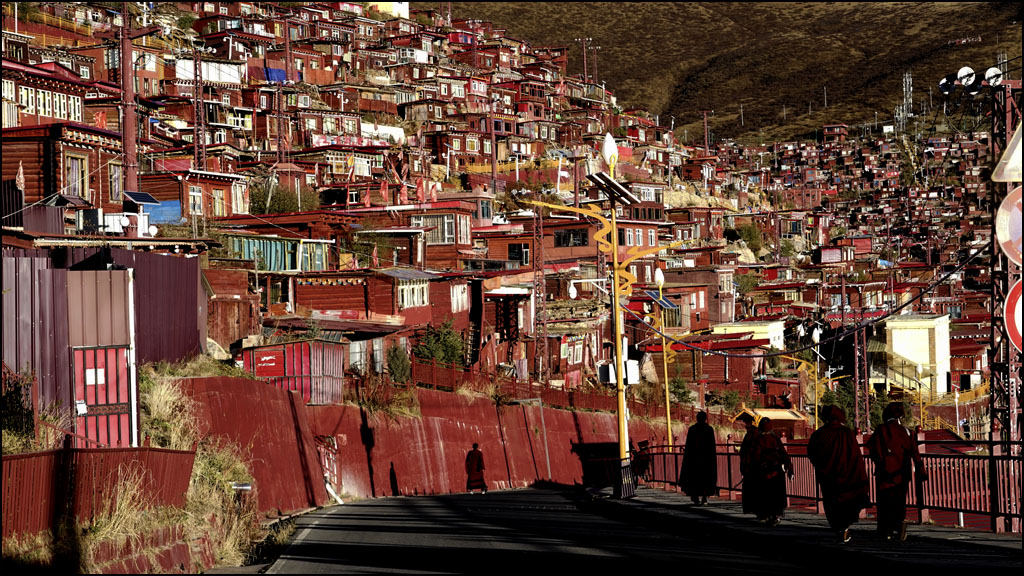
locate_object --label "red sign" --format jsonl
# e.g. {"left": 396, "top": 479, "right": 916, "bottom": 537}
{"left": 1008, "top": 280, "right": 1022, "bottom": 354}
{"left": 996, "top": 186, "right": 1022, "bottom": 266}
{"left": 253, "top": 349, "right": 286, "bottom": 378}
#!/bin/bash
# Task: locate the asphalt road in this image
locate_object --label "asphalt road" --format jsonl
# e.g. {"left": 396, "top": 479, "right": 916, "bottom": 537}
{"left": 263, "top": 487, "right": 799, "bottom": 574}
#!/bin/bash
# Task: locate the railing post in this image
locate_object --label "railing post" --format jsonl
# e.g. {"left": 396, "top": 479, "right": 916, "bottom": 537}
{"left": 915, "top": 429, "right": 929, "bottom": 525}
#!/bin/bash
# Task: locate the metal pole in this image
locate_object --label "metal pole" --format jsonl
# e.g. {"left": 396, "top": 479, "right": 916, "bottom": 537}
{"left": 660, "top": 282, "right": 673, "bottom": 448}
{"left": 609, "top": 163, "right": 628, "bottom": 462}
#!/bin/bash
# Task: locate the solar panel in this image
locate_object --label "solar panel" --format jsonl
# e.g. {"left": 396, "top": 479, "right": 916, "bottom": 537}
{"left": 124, "top": 191, "right": 160, "bottom": 205}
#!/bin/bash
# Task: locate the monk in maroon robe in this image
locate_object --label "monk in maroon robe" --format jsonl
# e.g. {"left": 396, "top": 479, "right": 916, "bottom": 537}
{"left": 465, "top": 443, "right": 487, "bottom": 494}
{"left": 682, "top": 411, "right": 718, "bottom": 505}
{"left": 808, "top": 405, "right": 869, "bottom": 542}
{"left": 737, "top": 414, "right": 759, "bottom": 515}
{"left": 867, "top": 402, "right": 927, "bottom": 541}
{"left": 747, "top": 418, "right": 793, "bottom": 526}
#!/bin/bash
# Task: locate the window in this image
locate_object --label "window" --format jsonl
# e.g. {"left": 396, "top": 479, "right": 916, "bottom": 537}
{"left": 649, "top": 230, "right": 656, "bottom": 247}
{"left": 189, "top": 185, "right": 203, "bottom": 215}
{"left": 222, "top": 93, "right": 231, "bottom": 106}
{"left": 698, "top": 291, "right": 705, "bottom": 310}
{"left": 644, "top": 265, "right": 652, "bottom": 284}
{"left": 397, "top": 279, "right": 429, "bottom": 310}
{"left": 625, "top": 228, "right": 634, "bottom": 246}
{"left": 466, "top": 138, "right": 479, "bottom": 153}
{"left": 451, "top": 284, "right": 469, "bottom": 313}
{"left": 480, "top": 200, "right": 492, "bottom": 220}
{"left": 411, "top": 214, "right": 455, "bottom": 245}
{"left": 19, "top": 86, "right": 34, "bottom": 114}
{"left": 451, "top": 139, "right": 460, "bottom": 151}
{"left": 483, "top": 140, "right": 491, "bottom": 154}
{"left": 37, "top": 89, "right": 51, "bottom": 117}
{"left": 65, "top": 154, "right": 88, "bottom": 199}
{"left": 635, "top": 228, "right": 643, "bottom": 246}
{"left": 260, "top": 94, "right": 268, "bottom": 108}
{"left": 232, "top": 183, "right": 247, "bottom": 214}
{"left": 554, "top": 228, "right": 588, "bottom": 247}
{"left": 440, "top": 83, "right": 448, "bottom": 96}
{"left": 55, "top": 93, "right": 67, "bottom": 119}
{"left": 69, "top": 96, "right": 82, "bottom": 122}
{"left": 109, "top": 163, "right": 123, "bottom": 202}
{"left": 457, "top": 214, "right": 470, "bottom": 245}
{"left": 508, "top": 243, "right": 530, "bottom": 266}
{"left": 213, "top": 188, "right": 226, "bottom": 216}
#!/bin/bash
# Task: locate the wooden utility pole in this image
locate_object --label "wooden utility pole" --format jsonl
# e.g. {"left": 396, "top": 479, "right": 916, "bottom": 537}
{"left": 120, "top": 2, "right": 139, "bottom": 198}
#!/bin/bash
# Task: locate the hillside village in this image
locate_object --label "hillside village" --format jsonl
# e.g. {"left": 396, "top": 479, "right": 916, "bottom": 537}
{"left": 1, "top": 1, "right": 1012, "bottom": 450}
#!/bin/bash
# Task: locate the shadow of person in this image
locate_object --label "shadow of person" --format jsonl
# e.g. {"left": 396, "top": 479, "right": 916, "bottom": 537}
{"left": 390, "top": 462, "right": 400, "bottom": 496}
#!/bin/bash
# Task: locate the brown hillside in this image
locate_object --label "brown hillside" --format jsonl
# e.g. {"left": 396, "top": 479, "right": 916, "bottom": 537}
{"left": 416, "top": 2, "right": 1023, "bottom": 143}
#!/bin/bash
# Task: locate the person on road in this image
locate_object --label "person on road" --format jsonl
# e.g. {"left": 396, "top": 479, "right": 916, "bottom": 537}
{"left": 867, "top": 402, "right": 928, "bottom": 541}
{"left": 465, "top": 443, "right": 487, "bottom": 494}
{"left": 682, "top": 411, "right": 718, "bottom": 505}
{"left": 748, "top": 417, "right": 793, "bottom": 526}
{"left": 737, "top": 413, "right": 759, "bottom": 516}
{"left": 808, "top": 405, "right": 870, "bottom": 543}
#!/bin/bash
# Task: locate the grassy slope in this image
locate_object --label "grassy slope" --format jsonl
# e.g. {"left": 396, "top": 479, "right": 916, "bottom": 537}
{"left": 418, "top": 2, "right": 1022, "bottom": 142}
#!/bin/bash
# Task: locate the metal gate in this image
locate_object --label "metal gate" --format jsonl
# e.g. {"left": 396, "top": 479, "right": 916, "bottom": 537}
{"left": 72, "top": 346, "right": 133, "bottom": 448}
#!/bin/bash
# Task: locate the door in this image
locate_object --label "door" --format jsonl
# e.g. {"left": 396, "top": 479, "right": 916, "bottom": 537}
{"left": 72, "top": 346, "right": 132, "bottom": 448}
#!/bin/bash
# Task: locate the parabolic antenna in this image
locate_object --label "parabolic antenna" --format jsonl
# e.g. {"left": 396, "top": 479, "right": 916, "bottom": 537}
{"left": 958, "top": 66, "right": 976, "bottom": 86}
{"left": 939, "top": 73, "right": 957, "bottom": 95}
{"left": 985, "top": 67, "right": 1004, "bottom": 87}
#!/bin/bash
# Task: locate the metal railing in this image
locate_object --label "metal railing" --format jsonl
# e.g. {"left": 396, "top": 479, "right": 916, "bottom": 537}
{"left": 639, "top": 437, "right": 1022, "bottom": 533}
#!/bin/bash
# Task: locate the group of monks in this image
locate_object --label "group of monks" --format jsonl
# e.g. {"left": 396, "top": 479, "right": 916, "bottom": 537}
{"left": 679, "top": 402, "right": 927, "bottom": 543}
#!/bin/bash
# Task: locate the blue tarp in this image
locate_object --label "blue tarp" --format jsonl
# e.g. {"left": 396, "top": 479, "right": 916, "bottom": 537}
{"left": 266, "top": 68, "right": 286, "bottom": 83}
{"left": 146, "top": 201, "right": 183, "bottom": 224}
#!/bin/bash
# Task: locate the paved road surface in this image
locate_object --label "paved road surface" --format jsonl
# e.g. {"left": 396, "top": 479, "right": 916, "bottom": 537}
{"left": 252, "top": 486, "right": 1020, "bottom": 574}
{"left": 263, "top": 488, "right": 796, "bottom": 574}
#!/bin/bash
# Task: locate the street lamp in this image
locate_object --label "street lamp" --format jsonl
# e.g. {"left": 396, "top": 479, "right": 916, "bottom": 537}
{"left": 602, "top": 132, "right": 629, "bottom": 464}
{"left": 655, "top": 267, "right": 674, "bottom": 448}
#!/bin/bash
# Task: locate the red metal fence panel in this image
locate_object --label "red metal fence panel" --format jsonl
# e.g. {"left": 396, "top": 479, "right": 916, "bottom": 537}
{"left": 2, "top": 445, "right": 195, "bottom": 539}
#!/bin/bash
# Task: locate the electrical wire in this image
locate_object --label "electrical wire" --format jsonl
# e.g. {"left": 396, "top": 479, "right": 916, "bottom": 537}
{"left": 625, "top": 245, "right": 987, "bottom": 359}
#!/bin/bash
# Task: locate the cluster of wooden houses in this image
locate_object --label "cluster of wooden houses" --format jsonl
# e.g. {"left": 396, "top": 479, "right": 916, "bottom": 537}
{"left": 1, "top": 2, "right": 1002, "bottom": 447}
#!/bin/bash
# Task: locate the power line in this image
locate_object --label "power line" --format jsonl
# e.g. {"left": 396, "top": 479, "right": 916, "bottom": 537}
{"left": 626, "top": 246, "right": 987, "bottom": 359}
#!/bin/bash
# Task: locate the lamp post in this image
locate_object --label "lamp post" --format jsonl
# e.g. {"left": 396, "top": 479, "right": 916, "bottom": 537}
{"left": 603, "top": 132, "right": 629, "bottom": 463}
{"left": 655, "top": 268, "right": 673, "bottom": 447}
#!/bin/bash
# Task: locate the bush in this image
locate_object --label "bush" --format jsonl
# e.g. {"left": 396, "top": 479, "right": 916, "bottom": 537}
{"left": 669, "top": 377, "right": 695, "bottom": 405}
{"left": 738, "top": 224, "right": 763, "bottom": 253}
{"left": 386, "top": 345, "right": 411, "bottom": 385}
{"left": 412, "top": 320, "right": 465, "bottom": 367}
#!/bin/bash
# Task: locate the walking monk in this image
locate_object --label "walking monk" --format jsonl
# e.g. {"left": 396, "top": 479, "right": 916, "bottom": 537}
{"left": 868, "top": 402, "right": 928, "bottom": 541}
{"left": 808, "top": 405, "right": 869, "bottom": 543}
{"left": 465, "top": 443, "right": 487, "bottom": 494}
{"left": 682, "top": 411, "right": 718, "bottom": 505}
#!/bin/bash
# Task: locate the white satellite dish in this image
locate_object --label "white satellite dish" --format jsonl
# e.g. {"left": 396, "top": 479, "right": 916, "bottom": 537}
{"left": 568, "top": 284, "right": 578, "bottom": 300}
{"left": 957, "top": 66, "right": 976, "bottom": 86}
{"left": 985, "top": 67, "right": 1004, "bottom": 87}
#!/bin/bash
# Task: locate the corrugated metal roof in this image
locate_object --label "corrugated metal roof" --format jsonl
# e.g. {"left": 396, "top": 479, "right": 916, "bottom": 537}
{"left": 379, "top": 267, "right": 437, "bottom": 280}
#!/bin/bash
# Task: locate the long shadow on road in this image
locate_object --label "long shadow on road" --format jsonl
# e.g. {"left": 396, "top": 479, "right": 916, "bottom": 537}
{"left": 265, "top": 486, "right": 795, "bottom": 574}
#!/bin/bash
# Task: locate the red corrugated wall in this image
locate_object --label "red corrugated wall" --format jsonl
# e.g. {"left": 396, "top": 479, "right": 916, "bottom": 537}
{"left": 1, "top": 446, "right": 195, "bottom": 539}
{"left": 307, "top": 389, "right": 666, "bottom": 499}
{"left": 183, "top": 378, "right": 329, "bottom": 515}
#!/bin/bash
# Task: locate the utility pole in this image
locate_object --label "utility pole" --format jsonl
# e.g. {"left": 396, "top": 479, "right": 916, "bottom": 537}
{"left": 193, "top": 42, "right": 207, "bottom": 171}
{"left": 701, "top": 110, "right": 713, "bottom": 156}
{"left": 740, "top": 103, "right": 744, "bottom": 127}
{"left": 120, "top": 2, "right": 139, "bottom": 202}
{"left": 575, "top": 37, "right": 591, "bottom": 82}
{"left": 591, "top": 45, "right": 601, "bottom": 83}
{"left": 824, "top": 86, "right": 828, "bottom": 109}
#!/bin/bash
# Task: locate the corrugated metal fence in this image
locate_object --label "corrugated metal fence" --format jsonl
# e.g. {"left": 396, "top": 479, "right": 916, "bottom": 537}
{"left": 1, "top": 442, "right": 195, "bottom": 539}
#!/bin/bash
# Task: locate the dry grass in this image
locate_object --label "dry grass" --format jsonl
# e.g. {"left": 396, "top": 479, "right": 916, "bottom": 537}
{"left": 1, "top": 403, "right": 75, "bottom": 456}
{"left": 1, "top": 531, "right": 54, "bottom": 567}
{"left": 184, "top": 437, "right": 264, "bottom": 567}
{"left": 357, "top": 374, "right": 423, "bottom": 421}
